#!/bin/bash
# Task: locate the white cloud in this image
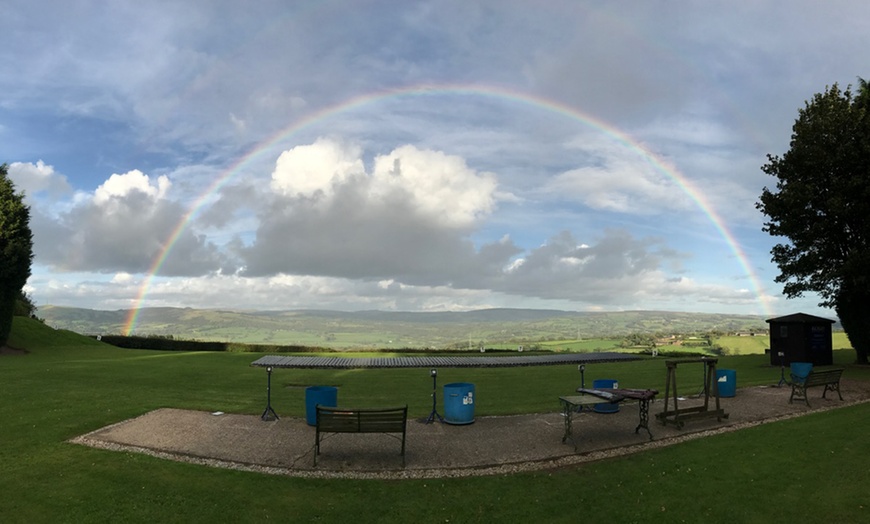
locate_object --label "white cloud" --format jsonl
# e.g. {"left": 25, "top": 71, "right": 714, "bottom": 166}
{"left": 244, "top": 139, "right": 511, "bottom": 281}
{"left": 269, "top": 140, "right": 497, "bottom": 228}
{"left": 541, "top": 134, "right": 693, "bottom": 214}
{"left": 270, "top": 138, "right": 365, "bottom": 199}
{"left": 370, "top": 145, "right": 497, "bottom": 227}
{"left": 93, "top": 170, "right": 170, "bottom": 205}
{"left": 8, "top": 160, "right": 72, "bottom": 197}
{"left": 31, "top": 169, "right": 232, "bottom": 277}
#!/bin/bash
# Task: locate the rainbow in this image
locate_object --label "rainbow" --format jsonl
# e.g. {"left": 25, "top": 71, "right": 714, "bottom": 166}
{"left": 123, "top": 83, "right": 771, "bottom": 334}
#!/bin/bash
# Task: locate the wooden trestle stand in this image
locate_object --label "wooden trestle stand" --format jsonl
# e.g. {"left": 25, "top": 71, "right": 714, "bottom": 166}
{"left": 655, "top": 357, "right": 728, "bottom": 428}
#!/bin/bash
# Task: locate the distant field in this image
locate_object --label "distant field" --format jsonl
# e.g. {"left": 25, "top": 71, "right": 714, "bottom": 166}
{"left": 832, "top": 331, "right": 852, "bottom": 349}
{"left": 713, "top": 331, "right": 852, "bottom": 355}
{"left": 488, "top": 338, "right": 622, "bottom": 352}
{"left": 713, "top": 335, "right": 769, "bottom": 355}
{"left": 39, "top": 306, "right": 776, "bottom": 348}
{"left": 197, "top": 328, "right": 412, "bottom": 348}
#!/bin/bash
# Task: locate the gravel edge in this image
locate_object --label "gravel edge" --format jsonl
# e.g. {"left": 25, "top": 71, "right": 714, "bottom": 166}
{"left": 69, "top": 397, "right": 870, "bottom": 480}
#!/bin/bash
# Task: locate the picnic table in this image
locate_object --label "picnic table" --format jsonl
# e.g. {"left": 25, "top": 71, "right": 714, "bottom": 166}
{"left": 559, "top": 387, "right": 658, "bottom": 449}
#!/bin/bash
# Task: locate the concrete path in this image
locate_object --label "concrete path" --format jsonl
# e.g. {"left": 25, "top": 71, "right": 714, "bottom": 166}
{"left": 71, "top": 381, "right": 870, "bottom": 479}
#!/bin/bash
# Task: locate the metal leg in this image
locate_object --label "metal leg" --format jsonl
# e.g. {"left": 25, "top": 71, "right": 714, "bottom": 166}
{"left": 426, "top": 370, "right": 444, "bottom": 424}
{"left": 261, "top": 367, "right": 279, "bottom": 421}
{"left": 634, "top": 399, "right": 653, "bottom": 440}
{"left": 560, "top": 399, "right": 577, "bottom": 450}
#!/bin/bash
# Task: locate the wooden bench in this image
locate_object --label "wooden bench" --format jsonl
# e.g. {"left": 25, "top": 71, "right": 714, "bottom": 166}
{"left": 314, "top": 405, "right": 408, "bottom": 466}
{"left": 789, "top": 368, "right": 844, "bottom": 407}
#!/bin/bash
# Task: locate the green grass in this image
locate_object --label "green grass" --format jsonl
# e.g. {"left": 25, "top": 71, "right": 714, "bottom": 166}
{"left": 713, "top": 331, "right": 854, "bottom": 356}
{"left": 714, "top": 334, "right": 770, "bottom": 354}
{"left": 537, "top": 338, "right": 623, "bottom": 351}
{"left": 833, "top": 331, "right": 852, "bottom": 349}
{"left": 4, "top": 317, "right": 870, "bottom": 523}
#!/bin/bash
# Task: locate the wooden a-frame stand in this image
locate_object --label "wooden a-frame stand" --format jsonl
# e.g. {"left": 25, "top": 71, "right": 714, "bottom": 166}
{"left": 655, "top": 357, "right": 728, "bottom": 428}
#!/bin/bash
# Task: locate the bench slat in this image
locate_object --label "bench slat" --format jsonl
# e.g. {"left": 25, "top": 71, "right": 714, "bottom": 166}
{"left": 314, "top": 405, "right": 408, "bottom": 467}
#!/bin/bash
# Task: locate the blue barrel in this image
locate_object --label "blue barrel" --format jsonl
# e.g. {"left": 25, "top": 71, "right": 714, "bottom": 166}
{"left": 305, "top": 386, "right": 338, "bottom": 426}
{"left": 592, "top": 379, "right": 619, "bottom": 413}
{"left": 443, "top": 382, "right": 475, "bottom": 425}
{"left": 716, "top": 369, "right": 737, "bottom": 398}
{"left": 790, "top": 362, "right": 813, "bottom": 383}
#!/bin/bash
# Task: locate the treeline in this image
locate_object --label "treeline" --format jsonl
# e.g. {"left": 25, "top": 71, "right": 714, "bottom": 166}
{"left": 95, "top": 335, "right": 330, "bottom": 353}
{"left": 96, "top": 335, "right": 556, "bottom": 354}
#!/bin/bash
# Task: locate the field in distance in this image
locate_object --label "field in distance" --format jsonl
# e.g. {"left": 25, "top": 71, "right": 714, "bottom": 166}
{"left": 34, "top": 306, "right": 837, "bottom": 355}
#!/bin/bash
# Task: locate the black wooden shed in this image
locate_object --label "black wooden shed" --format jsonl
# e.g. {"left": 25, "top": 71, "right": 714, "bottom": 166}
{"left": 766, "top": 313, "right": 835, "bottom": 366}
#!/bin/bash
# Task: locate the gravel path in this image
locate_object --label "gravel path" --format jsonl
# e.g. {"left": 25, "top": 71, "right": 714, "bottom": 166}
{"left": 71, "top": 379, "right": 870, "bottom": 480}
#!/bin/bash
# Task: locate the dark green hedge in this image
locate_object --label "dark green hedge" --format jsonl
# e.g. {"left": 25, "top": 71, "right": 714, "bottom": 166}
{"left": 95, "top": 335, "right": 328, "bottom": 353}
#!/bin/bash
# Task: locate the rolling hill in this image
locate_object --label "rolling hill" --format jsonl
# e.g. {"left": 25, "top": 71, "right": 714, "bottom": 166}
{"left": 38, "top": 306, "right": 775, "bottom": 349}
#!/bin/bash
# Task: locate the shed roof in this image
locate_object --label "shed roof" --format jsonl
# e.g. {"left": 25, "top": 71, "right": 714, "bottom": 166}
{"left": 765, "top": 312, "right": 835, "bottom": 324}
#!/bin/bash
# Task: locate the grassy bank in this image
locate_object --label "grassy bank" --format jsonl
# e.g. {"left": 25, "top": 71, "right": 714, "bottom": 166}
{"left": 2, "top": 317, "right": 869, "bottom": 522}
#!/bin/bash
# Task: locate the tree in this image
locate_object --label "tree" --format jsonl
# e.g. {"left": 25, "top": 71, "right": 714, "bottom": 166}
{"left": 14, "top": 289, "right": 39, "bottom": 319}
{"left": 757, "top": 80, "right": 870, "bottom": 363}
{"left": 0, "top": 163, "right": 34, "bottom": 346}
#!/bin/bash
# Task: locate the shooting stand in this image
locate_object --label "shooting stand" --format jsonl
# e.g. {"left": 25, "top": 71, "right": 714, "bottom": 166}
{"left": 655, "top": 357, "right": 728, "bottom": 429}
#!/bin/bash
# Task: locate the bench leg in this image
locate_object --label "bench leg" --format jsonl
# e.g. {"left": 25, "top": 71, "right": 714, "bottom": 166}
{"left": 314, "top": 429, "right": 320, "bottom": 467}
{"left": 823, "top": 382, "right": 844, "bottom": 401}
{"left": 790, "top": 383, "right": 810, "bottom": 407}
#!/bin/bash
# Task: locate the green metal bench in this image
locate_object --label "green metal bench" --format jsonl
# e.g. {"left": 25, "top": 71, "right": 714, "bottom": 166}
{"left": 314, "top": 405, "right": 408, "bottom": 466}
{"left": 789, "top": 368, "right": 844, "bottom": 407}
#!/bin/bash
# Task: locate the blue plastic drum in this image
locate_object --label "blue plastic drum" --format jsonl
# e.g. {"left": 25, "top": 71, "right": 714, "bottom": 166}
{"left": 443, "top": 382, "right": 475, "bottom": 425}
{"left": 716, "top": 369, "right": 737, "bottom": 397}
{"left": 790, "top": 362, "right": 813, "bottom": 383}
{"left": 592, "top": 379, "right": 619, "bottom": 413}
{"left": 305, "top": 385, "right": 338, "bottom": 426}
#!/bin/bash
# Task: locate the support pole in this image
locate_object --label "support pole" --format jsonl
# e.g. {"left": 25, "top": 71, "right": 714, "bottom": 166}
{"left": 426, "top": 368, "right": 444, "bottom": 424}
{"left": 261, "top": 366, "right": 279, "bottom": 421}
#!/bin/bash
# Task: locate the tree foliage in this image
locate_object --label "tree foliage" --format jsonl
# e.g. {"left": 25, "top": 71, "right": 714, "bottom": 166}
{"left": 14, "top": 289, "right": 39, "bottom": 319}
{"left": 757, "top": 80, "right": 870, "bottom": 363}
{"left": 0, "top": 163, "right": 34, "bottom": 346}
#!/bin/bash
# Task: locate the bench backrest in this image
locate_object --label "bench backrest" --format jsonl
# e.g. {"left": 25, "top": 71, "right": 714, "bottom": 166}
{"left": 801, "top": 368, "right": 844, "bottom": 386}
{"left": 316, "top": 405, "right": 407, "bottom": 433}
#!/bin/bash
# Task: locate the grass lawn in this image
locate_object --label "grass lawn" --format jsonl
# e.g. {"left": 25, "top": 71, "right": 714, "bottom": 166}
{"left": 713, "top": 334, "right": 770, "bottom": 355}
{"left": 3, "top": 317, "right": 870, "bottom": 523}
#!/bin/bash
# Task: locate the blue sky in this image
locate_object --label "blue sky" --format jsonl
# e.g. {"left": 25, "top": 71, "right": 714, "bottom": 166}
{"left": 3, "top": 0, "right": 867, "bottom": 319}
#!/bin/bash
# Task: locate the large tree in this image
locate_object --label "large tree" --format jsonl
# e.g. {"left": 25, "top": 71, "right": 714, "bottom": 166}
{"left": 0, "top": 163, "right": 34, "bottom": 346}
{"left": 758, "top": 80, "right": 870, "bottom": 364}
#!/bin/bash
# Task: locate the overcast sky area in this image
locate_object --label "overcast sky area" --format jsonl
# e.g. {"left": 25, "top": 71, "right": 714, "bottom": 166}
{"left": 3, "top": 0, "right": 867, "bottom": 320}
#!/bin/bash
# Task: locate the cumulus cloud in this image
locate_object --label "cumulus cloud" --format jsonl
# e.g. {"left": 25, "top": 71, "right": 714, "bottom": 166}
{"left": 33, "top": 169, "right": 232, "bottom": 276}
{"left": 268, "top": 139, "right": 497, "bottom": 227}
{"left": 495, "top": 229, "right": 684, "bottom": 303}
{"left": 93, "top": 169, "right": 170, "bottom": 205}
{"left": 7, "top": 160, "right": 72, "bottom": 198}
{"left": 242, "top": 139, "right": 507, "bottom": 282}
{"left": 371, "top": 145, "right": 498, "bottom": 227}
{"left": 270, "top": 138, "right": 365, "bottom": 199}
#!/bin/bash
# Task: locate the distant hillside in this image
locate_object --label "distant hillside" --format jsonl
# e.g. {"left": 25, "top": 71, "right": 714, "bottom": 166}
{"left": 38, "top": 306, "right": 773, "bottom": 349}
